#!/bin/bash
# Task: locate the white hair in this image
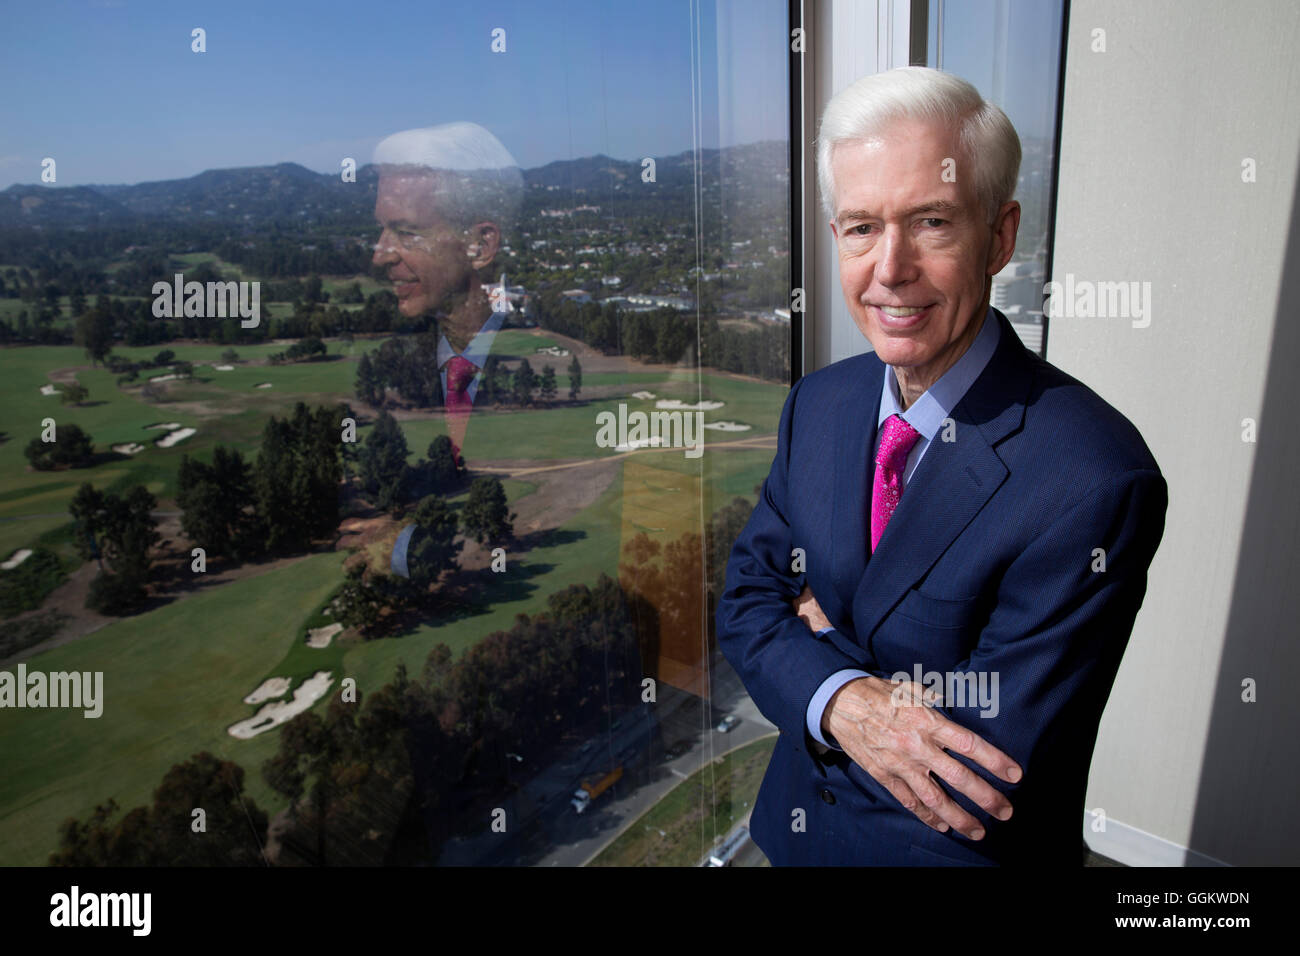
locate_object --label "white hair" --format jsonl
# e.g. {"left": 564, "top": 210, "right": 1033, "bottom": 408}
{"left": 373, "top": 121, "right": 523, "bottom": 238}
{"left": 816, "top": 67, "right": 1021, "bottom": 225}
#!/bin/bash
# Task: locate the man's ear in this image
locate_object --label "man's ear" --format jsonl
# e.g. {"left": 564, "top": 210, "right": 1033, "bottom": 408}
{"left": 985, "top": 200, "right": 1021, "bottom": 276}
{"left": 467, "top": 222, "right": 501, "bottom": 270}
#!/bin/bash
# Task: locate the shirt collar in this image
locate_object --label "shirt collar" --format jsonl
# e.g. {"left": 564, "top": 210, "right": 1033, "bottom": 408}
{"left": 437, "top": 306, "right": 506, "bottom": 370}
{"left": 878, "top": 305, "right": 1001, "bottom": 440}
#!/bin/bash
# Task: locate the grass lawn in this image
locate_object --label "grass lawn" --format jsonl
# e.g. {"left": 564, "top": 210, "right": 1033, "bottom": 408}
{"left": 589, "top": 734, "right": 776, "bottom": 866}
{"left": 0, "top": 335, "right": 786, "bottom": 867}
{"left": 0, "top": 550, "right": 346, "bottom": 866}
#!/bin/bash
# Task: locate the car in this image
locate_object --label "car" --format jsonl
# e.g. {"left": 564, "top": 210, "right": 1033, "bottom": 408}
{"left": 715, "top": 715, "right": 739, "bottom": 733}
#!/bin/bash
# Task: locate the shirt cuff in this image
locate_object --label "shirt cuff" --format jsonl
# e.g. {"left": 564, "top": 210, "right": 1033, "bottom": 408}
{"left": 807, "top": 659, "right": 871, "bottom": 750}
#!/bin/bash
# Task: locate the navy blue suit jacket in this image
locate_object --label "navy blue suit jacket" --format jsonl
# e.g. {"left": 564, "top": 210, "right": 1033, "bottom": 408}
{"left": 716, "top": 308, "right": 1167, "bottom": 865}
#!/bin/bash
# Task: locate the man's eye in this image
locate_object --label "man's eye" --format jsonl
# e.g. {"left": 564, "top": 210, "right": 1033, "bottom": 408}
{"left": 850, "top": 224, "right": 873, "bottom": 235}
{"left": 922, "top": 218, "right": 947, "bottom": 228}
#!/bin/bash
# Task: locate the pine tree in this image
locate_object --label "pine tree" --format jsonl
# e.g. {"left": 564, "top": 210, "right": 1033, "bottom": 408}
{"left": 461, "top": 476, "right": 513, "bottom": 544}
{"left": 567, "top": 352, "right": 582, "bottom": 400}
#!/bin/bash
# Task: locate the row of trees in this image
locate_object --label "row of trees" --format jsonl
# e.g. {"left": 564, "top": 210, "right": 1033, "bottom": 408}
{"left": 534, "top": 293, "right": 788, "bottom": 382}
{"left": 354, "top": 339, "right": 583, "bottom": 410}
{"left": 267, "top": 572, "right": 645, "bottom": 865}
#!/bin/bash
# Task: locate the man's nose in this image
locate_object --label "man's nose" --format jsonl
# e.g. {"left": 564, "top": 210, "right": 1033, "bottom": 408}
{"left": 874, "top": 226, "right": 919, "bottom": 286}
{"left": 373, "top": 228, "right": 399, "bottom": 266}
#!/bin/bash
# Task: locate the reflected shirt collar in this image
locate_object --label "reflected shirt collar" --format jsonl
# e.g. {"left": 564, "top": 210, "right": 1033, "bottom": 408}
{"left": 437, "top": 306, "right": 506, "bottom": 370}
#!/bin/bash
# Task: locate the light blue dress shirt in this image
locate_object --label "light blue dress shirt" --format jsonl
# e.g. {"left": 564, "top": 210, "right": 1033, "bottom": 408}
{"left": 436, "top": 306, "right": 506, "bottom": 404}
{"left": 805, "top": 306, "right": 1002, "bottom": 749}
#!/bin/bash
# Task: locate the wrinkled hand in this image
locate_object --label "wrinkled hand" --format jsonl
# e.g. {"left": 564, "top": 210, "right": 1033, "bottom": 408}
{"left": 822, "top": 676, "right": 1021, "bottom": 840}
{"left": 792, "top": 584, "right": 831, "bottom": 632}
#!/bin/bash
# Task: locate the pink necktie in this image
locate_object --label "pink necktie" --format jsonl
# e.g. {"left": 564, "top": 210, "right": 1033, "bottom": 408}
{"left": 870, "top": 414, "right": 921, "bottom": 553}
{"left": 444, "top": 354, "right": 477, "bottom": 462}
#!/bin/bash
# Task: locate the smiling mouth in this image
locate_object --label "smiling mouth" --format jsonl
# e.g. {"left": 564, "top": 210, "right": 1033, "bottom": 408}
{"left": 877, "top": 305, "right": 930, "bottom": 317}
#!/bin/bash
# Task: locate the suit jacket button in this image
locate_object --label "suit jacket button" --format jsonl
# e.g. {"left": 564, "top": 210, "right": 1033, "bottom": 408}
{"left": 820, "top": 788, "right": 836, "bottom": 805}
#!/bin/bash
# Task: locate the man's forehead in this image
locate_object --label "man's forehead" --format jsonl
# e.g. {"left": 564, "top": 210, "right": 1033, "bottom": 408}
{"left": 375, "top": 169, "right": 442, "bottom": 221}
{"left": 831, "top": 122, "right": 969, "bottom": 219}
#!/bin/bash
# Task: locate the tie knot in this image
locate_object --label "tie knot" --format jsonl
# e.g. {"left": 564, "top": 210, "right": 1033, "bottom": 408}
{"left": 445, "top": 354, "right": 478, "bottom": 393}
{"left": 876, "top": 414, "right": 921, "bottom": 472}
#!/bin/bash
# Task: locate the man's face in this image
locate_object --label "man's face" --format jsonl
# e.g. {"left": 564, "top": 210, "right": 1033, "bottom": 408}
{"left": 829, "top": 117, "right": 1017, "bottom": 387}
{"left": 373, "top": 170, "right": 473, "bottom": 319}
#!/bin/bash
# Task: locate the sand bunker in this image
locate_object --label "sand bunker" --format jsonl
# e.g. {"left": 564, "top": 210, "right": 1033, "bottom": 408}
{"left": 703, "top": 421, "right": 751, "bottom": 432}
{"left": 2, "top": 549, "right": 33, "bottom": 570}
{"left": 213, "top": 364, "right": 235, "bottom": 371}
{"left": 243, "top": 677, "right": 291, "bottom": 705}
{"left": 112, "top": 442, "right": 147, "bottom": 455}
{"left": 228, "top": 671, "right": 334, "bottom": 739}
{"left": 255, "top": 382, "right": 273, "bottom": 389}
{"left": 39, "top": 384, "right": 59, "bottom": 396}
{"left": 305, "top": 622, "right": 343, "bottom": 648}
{"left": 631, "top": 390, "right": 657, "bottom": 400}
{"left": 155, "top": 427, "right": 195, "bottom": 448}
{"left": 145, "top": 422, "right": 181, "bottom": 430}
{"left": 536, "top": 346, "right": 570, "bottom": 356}
{"left": 149, "top": 373, "right": 179, "bottom": 382}
{"left": 656, "top": 399, "right": 725, "bottom": 411}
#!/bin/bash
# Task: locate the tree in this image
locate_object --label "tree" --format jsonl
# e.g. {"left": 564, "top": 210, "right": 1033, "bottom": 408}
{"left": 404, "top": 495, "right": 462, "bottom": 589}
{"left": 567, "top": 353, "right": 582, "bottom": 400}
{"left": 512, "top": 357, "right": 537, "bottom": 406}
{"left": 50, "top": 753, "right": 268, "bottom": 866}
{"left": 334, "top": 563, "right": 387, "bottom": 637}
{"left": 70, "top": 483, "right": 158, "bottom": 614}
{"left": 354, "top": 352, "right": 382, "bottom": 406}
{"left": 25, "top": 423, "right": 94, "bottom": 470}
{"left": 539, "top": 365, "right": 557, "bottom": 404}
{"left": 59, "top": 382, "right": 89, "bottom": 405}
{"left": 461, "top": 476, "right": 513, "bottom": 544}
{"left": 480, "top": 355, "right": 511, "bottom": 406}
{"left": 359, "top": 409, "right": 410, "bottom": 512}
{"left": 177, "top": 447, "right": 255, "bottom": 559}
{"left": 74, "top": 307, "right": 114, "bottom": 366}
{"left": 420, "top": 435, "right": 463, "bottom": 494}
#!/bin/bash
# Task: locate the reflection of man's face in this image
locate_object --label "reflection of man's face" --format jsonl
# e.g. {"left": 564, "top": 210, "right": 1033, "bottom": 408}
{"left": 829, "top": 117, "right": 1017, "bottom": 389}
{"left": 373, "top": 170, "right": 473, "bottom": 319}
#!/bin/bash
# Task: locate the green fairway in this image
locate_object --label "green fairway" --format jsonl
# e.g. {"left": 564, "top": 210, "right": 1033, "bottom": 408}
{"left": 0, "top": 333, "right": 786, "bottom": 867}
{"left": 0, "top": 550, "right": 346, "bottom": 866}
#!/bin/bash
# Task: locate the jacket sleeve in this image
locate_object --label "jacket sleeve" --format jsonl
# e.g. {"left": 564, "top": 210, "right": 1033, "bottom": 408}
{"left": 716, "top": 376, "right": 879, "bottom": 744}
{"left": 932, "top": 465, "right": 1168, "bottom": 822}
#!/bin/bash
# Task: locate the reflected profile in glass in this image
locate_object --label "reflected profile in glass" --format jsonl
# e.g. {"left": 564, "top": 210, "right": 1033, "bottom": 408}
{"left": 370, "top": 122, "right": 523, "bottom": 462}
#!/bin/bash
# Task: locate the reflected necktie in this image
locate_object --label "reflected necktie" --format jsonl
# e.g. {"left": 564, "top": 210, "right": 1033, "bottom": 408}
{"left": 870, "top": 414, "right": 921, "bottom": 553}
{"left": 444, "top": 353, "right": 477, "bottom": 462}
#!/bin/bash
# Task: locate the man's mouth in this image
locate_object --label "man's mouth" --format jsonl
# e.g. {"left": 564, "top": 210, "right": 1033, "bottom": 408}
{"left": 393, "top": 279, "right": 419, "bottom": 297}
{"left": 873, "top": 303, "right": 933, "bottom": 327}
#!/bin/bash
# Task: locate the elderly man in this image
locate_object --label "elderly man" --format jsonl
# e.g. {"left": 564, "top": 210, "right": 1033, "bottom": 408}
{"left": 716, "top": 67, "right": 1167, "bottom": 866}
{"left": 371, "top": 121, "right": 522, "bottom": 459}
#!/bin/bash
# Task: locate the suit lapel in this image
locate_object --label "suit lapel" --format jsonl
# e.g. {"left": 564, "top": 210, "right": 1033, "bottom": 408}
{"left": 828, "top": 359, "right": 882, "bottom": 634}
{"left": 847, "top": 309, "right": 1036, "bottom": 653}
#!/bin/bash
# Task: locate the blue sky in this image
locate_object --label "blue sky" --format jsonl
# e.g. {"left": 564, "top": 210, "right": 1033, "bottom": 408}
{"left": 0, "top": 0, "right": 788, "bottom": 188}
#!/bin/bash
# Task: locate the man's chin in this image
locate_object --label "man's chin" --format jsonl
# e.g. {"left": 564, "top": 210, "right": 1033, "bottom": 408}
{"left": 396, "top": 297, "right": 427, "bottom": 319}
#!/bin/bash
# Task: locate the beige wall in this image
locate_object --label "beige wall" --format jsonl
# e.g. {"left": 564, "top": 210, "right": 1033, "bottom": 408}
{"left": 1050, "top": 0, "right": 1300, "bottom": 864}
